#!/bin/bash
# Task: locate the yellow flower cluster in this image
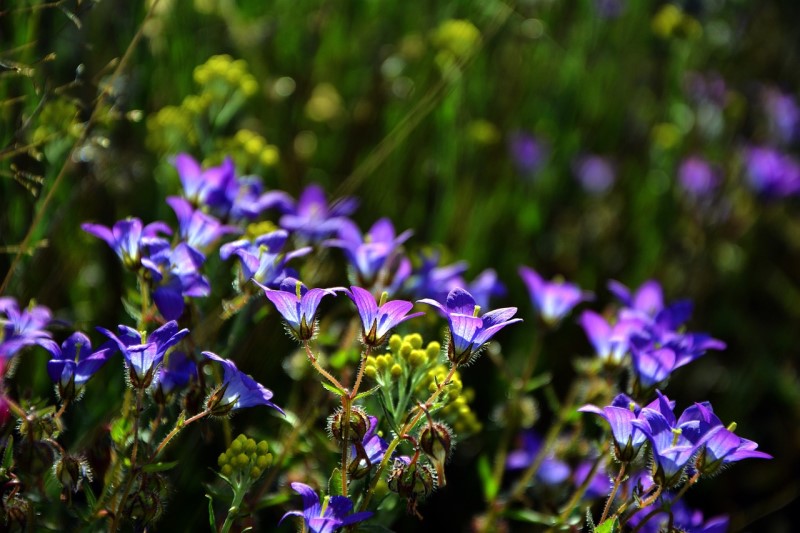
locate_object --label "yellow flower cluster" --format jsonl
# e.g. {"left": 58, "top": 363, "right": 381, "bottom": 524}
{"left": 217, "top": 434, "right": 272, "bottom": 481}
{"left": 193, "top": 54, "right": 259, "bottom": 97}
{"left": 364, "top": 333, "right": 482, "bottom": 435}
{"left": 431, "top": 19, "right": 481, "bottom": 59}
{"left": 210, "top": 129, "right": 279, "bottom": 172}
{"left": 652, "top": 4, "right": 702, "bottom": 40}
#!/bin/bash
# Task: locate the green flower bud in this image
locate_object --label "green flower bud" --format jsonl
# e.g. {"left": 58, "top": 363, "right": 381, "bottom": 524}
{"left": 389, "top": 334, "right": 403, "bottom": 353}
{"left": 399, "top": 342, "right": 413, "bottom": 358}
{"left": 327, "top": 406, "right": 371, "bottom": 444}
{"left": 407, "top": 333, "right": 423, "bottom": 349}
{"left": 390, "top": 363, "right": 403, "bottom": 378}
{"left": 426, "top": 341, "right": 441, "bottom": 359}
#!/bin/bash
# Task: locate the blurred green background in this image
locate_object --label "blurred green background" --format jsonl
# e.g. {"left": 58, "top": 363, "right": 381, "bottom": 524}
{"left": 2, "top": 0, "right": 800, "bottom": 530}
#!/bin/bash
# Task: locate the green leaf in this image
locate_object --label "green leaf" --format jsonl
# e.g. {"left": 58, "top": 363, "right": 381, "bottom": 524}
{"left": 206, "top": 494, "right": 216, "bottom": 530}
{"left": 328, "top": 468, "right": 343, "bottom": 497}
{"left": 594, "top": 517, "right": 620, "bottom": 533}
{"left": 110, "top": 417, "right": 132, "bottom": 446}
{"left": 505, "top": 509, "right": 559, "bottom": 526}
{"left": 476, "top": 454, "right": 497, "bottom": 501}
{"left": 320, "top": 381, "right": 347, "bottom": 397}
{"left": 83, "top": 482, "right": 98, "bottom": 510}
{"left": 142, "top": 461, "right": 179, "bottom": 473}
{"left": 523, "top": 372, "right": 552, "bottom": 392}
{"left": 2, "top": 435, "right": 14, "bottom": 471}
{"left": 353, "top": 385, "right": 381, "bottom": 401}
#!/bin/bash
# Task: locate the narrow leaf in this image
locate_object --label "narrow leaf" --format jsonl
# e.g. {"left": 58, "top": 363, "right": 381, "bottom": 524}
{"left": 354, "top": 385, "right": 381, "bottom": 400}
{"left": 477, "top": 454, "right": 498, "bottom": 501}
{"left": 328, "top": 468, "right": 343, "bottom": 497}
{"left": 206, "top": 494, "right": 216, "bottom": 530}
{"left": 595, "top": 517, "right": 620, "bottom": 533}
{"left": 320, "top": 381, "right": 347, "bottom": 397}
{"left": 142, "top": 461, "right": 179, "bottom": 473}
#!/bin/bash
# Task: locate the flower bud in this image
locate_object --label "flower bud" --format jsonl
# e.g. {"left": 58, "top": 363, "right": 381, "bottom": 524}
{"left": 327, "top": 406, "right": 370, "bottom": 444}
{"left": 387, "top": 458, "right": 437, "bottom": 507}
{"left": 419, "top": 422, "right": 454, "bottom": 487}
{"left": 54, "top": 454, "right": 92, "bottom": 494}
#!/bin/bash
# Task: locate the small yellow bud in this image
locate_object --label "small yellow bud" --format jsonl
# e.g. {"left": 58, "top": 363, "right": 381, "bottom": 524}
{"left": 389, "top": 334, "right": 402, "bottom": 352}
{"left": 256, "top": 455, "right": 271, "bottom": 469}
{"left": 245, "top": 438, "right": 257, "bottom": 454}
{"left": 407, "top": 333, "right": 423, "bottom": 349}
{"left": 376, "top": 355, "right": 389, "bottom": 369}
{"left": 250, "top": 467, "right": 262, "bottom": 478}
{"left": 390, "top": 363, "right": 403, "bottom": 377}
{"left": 366, "top": 356, "right": 377, "bottom": 366}
{"left": 399, "top": 342, "right": 412, "bottom": 358}
{"left": 217, "top": 453, "right": 228, "bottom": 467}
{"left": 230, "top": 440, "right": 243, "bottom": 454}
{"left": 221, "top": 464, "right": 233, "bottom": 476}
{"left": 364, "top": 365, "right": 377, "bottom": 378}
{"left": 408, "top": 350, "right": 427, "bottom": 367}
{"left": 257, "top": 441, "right": 269, "bottom": 454}
{"left": 426, "top": 341, "right": 441, "bottom": 359}
{"left": 237, "top": 453, "right": 250, "bottom": 467}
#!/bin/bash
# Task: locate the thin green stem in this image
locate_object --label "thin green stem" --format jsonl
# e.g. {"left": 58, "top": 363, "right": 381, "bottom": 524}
{"left": 150, "top": 409, "right": 212, "bottom": 462}
{"left": 359, "top": 364, "right": 457, "bottom": 511}
{"left": 349, "top": 345, "right": 371, "bottom": 400}
{"left": 110, "top": 387, "right": 144, "bottom": 532}
{"left": 220, "top": 483, "right": 248, "bottom": 533}
{"left": 600, "top": 461, "right": 627, "bottom": 524}
{"left": 340, "top": 394, "right": 351, "bottom": 497}
{"left": 303, "top": 341, "right": 345, "bottom": 392}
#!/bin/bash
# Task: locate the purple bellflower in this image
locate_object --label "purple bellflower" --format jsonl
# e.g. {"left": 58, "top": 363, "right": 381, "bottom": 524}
{"left": 148, "top": 242, "right": 211, "bottom": 321}
{"left": 418, "top": 287, "right": 521, "bottom": 366}
{"left": 325, "top": 218, "right": 413, "bottom": 288}
{"left": 763, "top": 87, "right": 800, "bottom": 145}
{"left": 221, "top": 229, "right": 311, "bottom": 288}
{"left": 579, "top": 393, "right": 654, "bottom": 462}
{"left": 631, "top": 390, "right": 702, "bottom": 488}
{"left": 98, "top": 321, "right": 189, "bottom": 388}
{"left": 255, "top": 277, "right": 340, "bottom": 341}
{"left": 608, "top": 279, "right": 665, "bottom": 318}
{"left": 279, "top": 183, "right": 358, "bottom": 243}
{"left": 166, "top": 196, "right": 239, "bottom": 255}
{"left": 173, "top": 154, "right": 292, "bottom": 220}
{"left": 82, "top": 217, "right": 171, "bottom": 271}
{"left": 573, "top": 155, "right": 615, "bottom": 194}
{"left": 203, "top": 351, "right": 282, "bottom": 414}
{"left": 0, "top": 297, "right": 57, "bottom": 361}
{"left": 743, "top": 145, "right": 800, "bottom": 198}
{"left": 46, "top": 332, "right": 112, "bottom": 401}
{"left": 508, "top": 131, "right": 547, "bottom": 178}
{"left": 506, "top": 430, "right": 571, "bottom": 485}
{"left": 153, "top": 351, "right": 197, "bottom": 403}
{"left": 406, "top": 251, "right": 469, "bottom": 304}
{"left": 678, "top": 157, "right": 720, "bottom": 199}
{"left": 579, "top": 310, "right": 642, "bottom": 365}
{"left": 679, "top": 402, "right": 771, "bottom": 475}
{"left": 519, "top": 266, "right": 592, "bottom": 325}
{"left": 346, "top": 286, "right": 424, "bottom": 347}
{"left": 280, "top": 482, "right": 372, "bottom": 533}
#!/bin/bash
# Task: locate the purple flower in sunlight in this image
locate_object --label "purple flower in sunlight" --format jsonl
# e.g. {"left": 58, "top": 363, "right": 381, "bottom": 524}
{"left": 280, "top": 183, "right": 358, "bottom": 243}
{"left": 743, "top": 146, "right": 800, "bottom": 198}
{"left": 579, "top": 393, "right": 651, "bottom": 462}
{"left": 154, "top": 351, "right": 197, "bottom": 402}
{"left": 679, "top": 402, "right": 772, "bottom": 475}
{"left": 607, "top": 279, "right": 664, "bottom": 317}
{"left": 82, "top": 217, "right": 171, "bottom": 271}
{"left": 519, "top": 266, "right": 592, "bottom": 325}
{"left": 98, "top": 321, "right": 188, "bottom": 388}
{"left": 678, "top": 157, "right": 720, "bottom": 199}
{"left": 255, "top": 277, "right": 340, "bottom": 341}
{"left": 203, "top": 352, "right": 282, "bottom": 414}
{"left": 148, "top": 243, "right": 211, "bottom": 320}
{"left": 763, "top": 87, "right": 800, "bottom": 144}
{"left": 579, "top": 310, "right": 641, "bottom": 365}
{"left": 419, "top": 288, "right": 521, "bottom": 366}
{"left": 280, "top": 482, "right": 372, "bottom": 533}
{"left": 325, "top": 218, "right": 413, "bottom": 287}
{"left": 506, "top": 431, "right": 570, "bottom": 485}
{"left": 46, "top": 332, "right": 112, "bottom": 401}
{"left": 629, "top": 343, "right": 679, "bottom": 389}
{"left": 631, "top": 391, "right": 701, "bottom": 487}
{"left": 173, "top": 154, "right": 236, "bottom": 210}
{"left": 627, "top": 499, "right": 729, "bottom": 533}
{"left": 1, "top": 298, "right": 57, "bottom": 361}
{"left": 346, "top": 286, "right": 423, "bottom": 347}
{"left": 221, "top": 230, "right": 311, "bottom": 287}
{"left": 166, "top": 196, "right": 239, "bottom": 254}
{"left": 173, "top": 154, "right": 291, "bottom": 220}
{"left": 508, "top": 131, "right": 547, "bottom": 177}
{"left": 573, "top": 155, "right": 615, "bottom": 194}
{"left": 466, "top": 268, "right": 507, "bottom": 309}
